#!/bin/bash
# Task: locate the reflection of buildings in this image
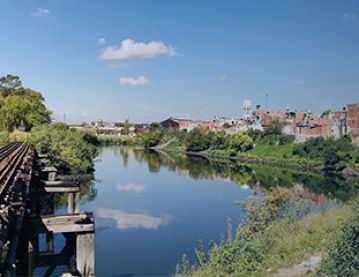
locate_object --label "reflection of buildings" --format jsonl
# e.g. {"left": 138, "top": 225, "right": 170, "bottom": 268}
{"left": 292, "top": 185, "right": 328, "bottom": 205}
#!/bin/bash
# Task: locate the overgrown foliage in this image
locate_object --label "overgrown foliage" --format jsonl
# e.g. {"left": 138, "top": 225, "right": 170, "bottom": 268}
{"left": 30, "top": 123, "right": 98, "bottom": 173}
{"left": 319, "top": 202, "right": 359, "bottom": 276}
{"left": 0, "top": 131, "right": 9, "bottom": 147}
{"left": 294, "top": 135, "right": 355, "bottom": 171}
{"left": 176, "top": 188, "right": 355, "bottom": 277}
{"left": 139, "top": 119, "right": 358, "bottom": 172}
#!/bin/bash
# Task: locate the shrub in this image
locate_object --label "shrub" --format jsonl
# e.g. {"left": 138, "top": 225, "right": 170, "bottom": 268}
{"left": 185, "top": 128, "right": 211, "bottom": 152}
{"left": 320, "top": 202, "right": 359, "bottom": 276}
{"left": 279, "top": 134, "right": 295, "bottom": 145}
{"left": 0, "top": 131, "right": 9, "bottom": 146}
{"left": 30, "top": 124, "right": 97, "bottom": 173}
{"left": 227, "top": 132, "right": 253, "bottom": 153}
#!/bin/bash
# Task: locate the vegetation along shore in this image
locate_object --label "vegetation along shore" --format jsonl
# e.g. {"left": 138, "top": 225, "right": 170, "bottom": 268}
{"left": 101, "top": 120, "right": 359, "bottom": 178}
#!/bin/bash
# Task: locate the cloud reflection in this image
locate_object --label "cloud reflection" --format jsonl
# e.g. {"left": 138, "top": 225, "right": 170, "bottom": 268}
{"left": 97, "top": 208, "right": 171, "bottom": 230}
{"left": 116, "top": 183, "right": 145, "bottom": 193}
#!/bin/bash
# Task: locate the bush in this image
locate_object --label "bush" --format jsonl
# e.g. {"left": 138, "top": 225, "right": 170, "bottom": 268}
{"left": 320, "top": 202, "right": 359, "bottom": 276}
{"left": 30, "top": 124, "right": 97, "bottom": 173}
{"left": 227, "top": 132, "right": 253, "bottom": 154}
{"left": 279, "top": 134, "right": 295, "bottom": 145}
{"left": 185, "top": 128, "right": 211, "bottom": 152}
{"left": 141, "top": 128, "right": 163, "bottom": 148}
{"left": 264, "top": 119, "right": 285, "bottom": 136}
{"left": 0, "top": 131, "right": 9, "bottom": 146}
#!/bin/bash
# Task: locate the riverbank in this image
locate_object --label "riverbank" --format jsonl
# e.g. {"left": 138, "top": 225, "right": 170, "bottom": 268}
{"left": 155, "top": 146, "right": 359, "bottom": 179}
{"left": 135, "top": 125, "right": 359, "bottom": 178}
{"left": 176, "top": 188, "right": 358, "bottom": 277}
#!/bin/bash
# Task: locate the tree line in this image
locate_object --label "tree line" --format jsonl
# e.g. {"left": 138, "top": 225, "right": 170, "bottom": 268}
{"left": 139, "top": 120, "right": 359, "bottom": 173}
{"left": 0, "top": 74, "right": 98, "bottom": 173}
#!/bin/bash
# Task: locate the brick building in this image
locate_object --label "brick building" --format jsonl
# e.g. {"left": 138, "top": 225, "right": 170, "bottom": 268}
{"left": 346, "top": 103, "right": 359, "bottom": 138}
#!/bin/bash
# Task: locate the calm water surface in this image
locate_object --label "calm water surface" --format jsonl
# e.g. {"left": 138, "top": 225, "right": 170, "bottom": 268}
{"left": 86, "top": 147, "right": 254, "bottom": 276}
{"left": 52, "top": 146, "right": 357, "bottom": 277}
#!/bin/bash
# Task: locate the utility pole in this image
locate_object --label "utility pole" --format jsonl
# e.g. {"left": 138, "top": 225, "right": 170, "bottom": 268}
{"left": 265, "top": 93, "right": 269, "bottom": 111}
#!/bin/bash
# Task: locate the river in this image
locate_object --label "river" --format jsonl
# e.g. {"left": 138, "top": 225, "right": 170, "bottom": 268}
{"left": 40, "top": 146, "right": 358, "bottom": 276}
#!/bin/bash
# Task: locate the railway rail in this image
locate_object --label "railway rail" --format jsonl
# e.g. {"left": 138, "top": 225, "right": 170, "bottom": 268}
{"left": 0, "top": 142, "right": 95, "bottom": 277}
{"left": 0, "top": 142, "right": 32, "bottom": 199}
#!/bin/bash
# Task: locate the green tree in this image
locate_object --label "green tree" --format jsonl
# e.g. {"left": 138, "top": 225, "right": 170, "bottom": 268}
{"left": 264, "top": 119, "right": 285, "bottom": 136}
{"left": 210, "top": 131, "right": 227, "bottom": 150}
{"left": 141, "top": 128, "right": 163, "bottom": 148}
{"left": 228, "top": 132, "right": 253, "bottom": 153}
{"left": 321, "top": 109, "right": 331, "bottom": 118}
{"left": 323, "top": 136, "right": 354, "bottom": 171}
{"left": 30, "top": 124, "right": 97, "bottom": 173}
{"left": 0, "top": 75, "right": 51, "bottom": 131}
{"left": 185, "top": 128, "right": 211, "bottom": 152}
{"left": 121, "top": 118, "right": 130, "bottom": 136}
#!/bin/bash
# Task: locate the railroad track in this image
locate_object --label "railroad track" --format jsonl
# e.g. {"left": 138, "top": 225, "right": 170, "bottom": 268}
{"left": 0, "top": 142, "right": 32, "bottom": 199}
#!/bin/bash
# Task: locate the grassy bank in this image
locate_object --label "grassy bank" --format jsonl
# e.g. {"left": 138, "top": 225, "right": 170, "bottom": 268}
{"left": 137, "top": 124, "right": 359, "bottom": 176}
{"left": 176, "top": 188, "right": 357, "bottom": 277}
{"left": 97, "top": 135, "right": 139, "bottom": 146}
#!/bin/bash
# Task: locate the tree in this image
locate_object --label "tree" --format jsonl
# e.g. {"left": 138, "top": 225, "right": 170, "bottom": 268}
{"left": 185, "top": 128, "right": 211, "bottom": 152}
{"left": 121, "top": 119, "right": 130, "bottom": 136}
{"left": 30, "top": 124, "right": 97, "bottom": 173}
{"left": 228, "top": 132, "right": 253, "bottom": 153}
{"left": 323, "top": 136, "right": 353, "bottom": 171}
{"left": 210, "top": 131, "right": 227, "bottom": 150}
{"left": 0, "top": 75, "right": 51, "bottom": 131}
{"left": 321, "top": 109, "right": 331, "bottom": 118}
{"left": 0, "top": 74, "right": 22, "bottom": 93}
{"left": 141, "top": 128, "right": 163, "bottom": 148}
{"left": 264, "top": 119, "right": 285, "bottom": 136}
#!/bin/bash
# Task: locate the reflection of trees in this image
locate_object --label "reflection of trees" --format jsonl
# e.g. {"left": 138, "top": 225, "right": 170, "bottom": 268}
{"left": 116, "top": 147, "right": 359, "bottom": 202}
{"left": 54, "top": 180, "right": 97, "bottom": 209}
{"left": 120, "top": 147, "right": 129, "bottom": 168}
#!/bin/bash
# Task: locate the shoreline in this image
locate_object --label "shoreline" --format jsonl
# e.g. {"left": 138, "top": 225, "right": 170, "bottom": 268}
{"left": 153, "top": 147, "right": 359, "bottom": 179}
{"left": 97, "top": 143, "right": 359, "bottom": 179}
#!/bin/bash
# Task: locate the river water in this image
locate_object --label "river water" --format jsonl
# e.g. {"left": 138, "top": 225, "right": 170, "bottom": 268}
{"left": 48, "top": 146, "right": 358, "bottom": 276}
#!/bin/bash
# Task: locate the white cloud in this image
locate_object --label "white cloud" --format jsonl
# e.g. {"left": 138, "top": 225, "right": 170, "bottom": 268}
{"left": 97, "top": 37, "right": 106, "bottom": 46}
{"left": 32, "top": 7, "right": 50, "bottom": 17}
{"left": 100, "top": 38, "right": 176, "bottom": 60}
{"left": 119, "top": 76, "right": 149, "bottom": 86}
{"left": 116, "top": 183, "right": 145, "bottom": 193}
{"left": 97, "top": 208, "right": 171, "bottom": 230}
{"left": 343, "top": 13, "right": 357, "bottom": 20}
{"left": 296, "top": 80, "right": 305, "bottom": 86}
{"left": 219, "top": 75, "right": 228, "bottom": 81}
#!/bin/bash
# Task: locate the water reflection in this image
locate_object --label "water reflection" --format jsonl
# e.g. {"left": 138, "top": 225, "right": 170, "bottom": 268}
{"left": 129, "top": 148, "right": 359, "bottom": 203}
{"left": 54, "top": 180, "right": 97, "bottom": 210}
{"left": 97, "top": 208, "right": 171, "bottom": 230}
{"left": 53, "top": 146, "right": 359, "bottom": 276}
{"left": 116, "top": 183, "right": 145, "bottom": 193}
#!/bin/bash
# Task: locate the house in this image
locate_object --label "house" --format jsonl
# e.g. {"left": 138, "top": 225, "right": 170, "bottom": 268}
{"left": 347, "top": 103, "right": 359, "bottom": 138}
{"left": 160, "top": 118, "right": 197, "bottom": 131}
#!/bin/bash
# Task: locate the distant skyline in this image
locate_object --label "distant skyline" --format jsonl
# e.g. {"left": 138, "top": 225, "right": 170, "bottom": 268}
{"left": 0, "top": 0, "right": 358, "bottom": 123}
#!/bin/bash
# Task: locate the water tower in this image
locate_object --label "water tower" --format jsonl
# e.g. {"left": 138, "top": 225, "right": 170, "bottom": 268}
{"left": 243, "top": 99, "right": 252, "bottom": 119}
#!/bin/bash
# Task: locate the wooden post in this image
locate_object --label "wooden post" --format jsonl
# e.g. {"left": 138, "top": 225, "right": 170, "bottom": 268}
{"left": 68, "top": 193, "right": 74, "bottom": 214}
{"left": 28, "top": 234, "right": 39, "bottom": 276}
{"left": 76, "top": 232, "right": 95, "bottom": 276}
{"left": 46, "top": 232, "right": 54, "bottom": 252}
{"left": 74, "top": 192, "right": 80, "bottom": 213}
{"left": 48, "top": 171, "right": 56, "bottom": 182}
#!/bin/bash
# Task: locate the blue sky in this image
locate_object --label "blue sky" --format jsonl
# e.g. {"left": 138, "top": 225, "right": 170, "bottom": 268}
{"left": 0, "top": 0, "right": 358, "bottom": 123}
